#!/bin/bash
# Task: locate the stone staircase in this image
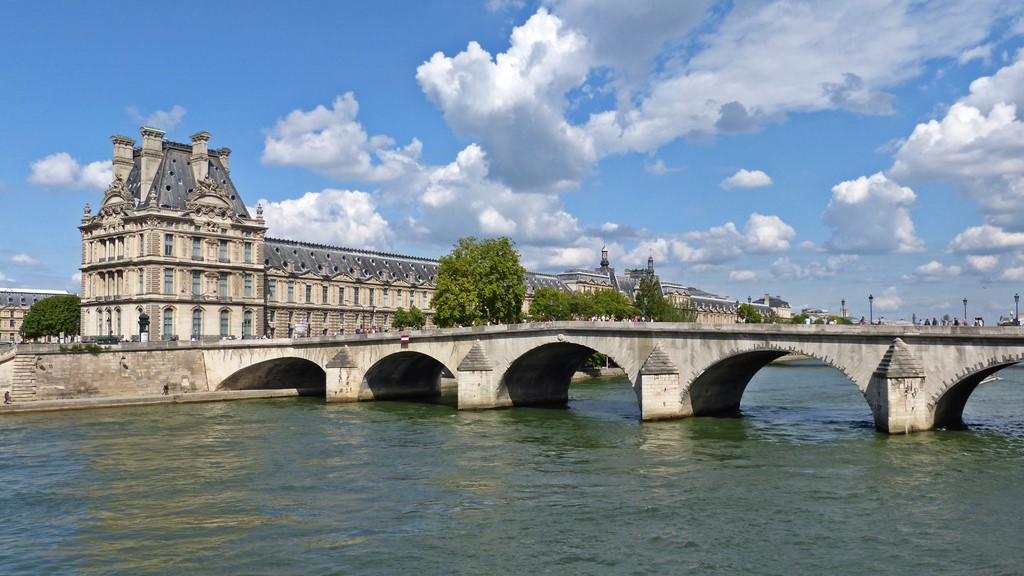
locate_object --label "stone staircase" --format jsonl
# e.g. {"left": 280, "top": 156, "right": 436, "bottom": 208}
{"left": 10, "top": 354, "right": 38, "bottom": 401}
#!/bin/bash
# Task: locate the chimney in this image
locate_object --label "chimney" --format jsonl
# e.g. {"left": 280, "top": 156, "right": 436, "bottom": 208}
{"left": 217, "top": 147, "right": 231, "bottom": 174}
{"left": 190, "top": 131, "right": 211, "bottom": 182}
{"left": 110, "top": 135, "right": 136, "bottom": 183}
{"left": 764, "top": 293, "right": 770, "bottom": 306}
{"left": 139, "top": 127, "right": 165, "bottom": 200}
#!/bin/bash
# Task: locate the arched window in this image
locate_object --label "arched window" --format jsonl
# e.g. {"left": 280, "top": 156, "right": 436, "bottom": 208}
{"left": 243, "top": 310, "right": 253, "bottom": 338}
{"left": 220, "top": 309, "right": 230, "bottom": 337}
{"left": 114, "top": 308, "right": 121, "bottom": 337}
{"left": 162, "top": 308, "right": 174, "bottom": 338}
{"left": 192, "top": 308, "right": 203, "bottom": 339}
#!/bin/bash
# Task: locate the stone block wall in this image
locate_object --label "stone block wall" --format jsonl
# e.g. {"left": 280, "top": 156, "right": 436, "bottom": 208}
{"left": 29, "top": 348, "right": 210, "bottom": 400}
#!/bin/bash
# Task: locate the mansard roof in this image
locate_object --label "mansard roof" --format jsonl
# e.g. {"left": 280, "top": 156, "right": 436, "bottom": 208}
{"left": 525, "top": 272, "right": 570, "bottom": 294}
{"left": 264, "top": 238, "right": 440, "bottom": 285}
{"left": 129, "top": 141, "right": 250, "bottom": 218}
{"left": 0, "top": 288, "right": 72, "bottom": 306}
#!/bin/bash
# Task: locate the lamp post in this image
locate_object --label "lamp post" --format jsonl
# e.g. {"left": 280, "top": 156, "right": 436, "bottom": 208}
{"left": 963, "top": 297, "right": 968, "bottom": 325}
{"left": 868, "top": 294, "right": 873, "bottom": 324}
{"left": 841, "top": 299, "right": 846, "bottom": 320}
{"left": 1015, "top": 293, "right": 1020, "bottom": 326}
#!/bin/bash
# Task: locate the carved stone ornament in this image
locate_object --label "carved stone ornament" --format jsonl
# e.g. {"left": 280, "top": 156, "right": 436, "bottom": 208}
{"left": 185, "top": 175, "right": 231, "bottom": 213}
{"left": 102, "top": 176, "right": 133, "bottom": 205}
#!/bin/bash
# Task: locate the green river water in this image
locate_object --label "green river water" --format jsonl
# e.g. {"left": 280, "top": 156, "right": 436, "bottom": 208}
{"left": 1, "top": 362, "right": 1022, "bottom": 575}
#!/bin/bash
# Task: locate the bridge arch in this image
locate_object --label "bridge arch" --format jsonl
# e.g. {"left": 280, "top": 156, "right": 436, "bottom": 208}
{"left": 217, "top": 357, "right": 326, "bottom": 395}
{"left": 363, "top": 350, "right": 451, "bottom": 401}
{"left": 688, "top": 348, "right": 858, "bottom": 417}
{"left": 502, "top": 341, "right": 634, "bottom": 407}
{"left": 931, "top": 360, "right": 1021, "bottom": 429}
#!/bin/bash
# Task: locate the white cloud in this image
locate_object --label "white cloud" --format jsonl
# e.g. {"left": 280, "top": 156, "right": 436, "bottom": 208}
{"left": 256, "top": 189, "right": 392, "bottom": 250}
{"left": 11, "top": 254, "right": 39, "bottom": 266}
{"left": 959, "top": 43, "right": 994, "bottom": 65}
{"left": 822, "top": 172, "right": 923, "bottom": 253}
{"left": 903, "top": 260, "right": 962, "bottom": 282}
{"left": 890, "top": 52, "right": 1024, "bottom": 230}
{"left": 948, "top": 225, "right": 1024, "bottom": 253}
{"left": 410, "top": 144, "right": 581, "bottom": 245}
{"left": 0, "top": 272, "right": 13, "bottom": 284}
{"left": 128, "top": 105, "right": 187, "bottom": 131}
{"left": 999, "top": 267, "right": 1024, "bottom": 281}
{"left": 965, "top": 254, "right": 999, "bottom": 272}
{"left": 742, "top": 213, "right": 794, "bottom": 253}
{"left": 721, "top": 169, "right": 772, "bottom": 189}
{"left": 644, "top": 159, "right": 678, "bottom": 176}
{"left": 771, "top": 255, "right": 856, "bottom": 281}
{"left": 262, "top": 93, "right": 423, "bottom": 182}
{"left": 417, "top": 9, "right": 595, "bottom": 191}
{"left": 872, "top": 287, "right": 903, "bottom": 313}
{"left": 729, "top": 270, "right": 757, "bottom": 282}
{"left": 28, "top": 153, "right": 111, "bottom": 191}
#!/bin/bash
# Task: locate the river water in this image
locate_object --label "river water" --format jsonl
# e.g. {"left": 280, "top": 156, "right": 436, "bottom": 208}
{"left": 1, "top": 362, "right": 1022, "bottom": 575}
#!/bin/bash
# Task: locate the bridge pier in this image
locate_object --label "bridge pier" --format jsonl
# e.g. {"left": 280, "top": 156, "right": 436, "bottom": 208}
{"left": 866, "top": 338, "right": 933, "bottom": 434}
{"left": 637, "top": 344, "right": 690, "bottom": 421}
{"left": 325, "top": 347, "right": 366, "bottom": 403}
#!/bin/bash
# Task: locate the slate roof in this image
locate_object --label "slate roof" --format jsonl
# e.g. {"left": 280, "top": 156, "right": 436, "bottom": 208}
{"left": 0, "top": 288, "right": 72, "bottom": 307}
{"left": 128, "top": 141, "right": 250, "bottom": 218}
{"left": 264, "top": 238, "right": 440, "bottom": 286}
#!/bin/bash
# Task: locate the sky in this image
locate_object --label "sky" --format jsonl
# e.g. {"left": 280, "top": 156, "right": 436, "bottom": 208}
{"left": 2, "top": 0, "right": 1024, "bottom": 324}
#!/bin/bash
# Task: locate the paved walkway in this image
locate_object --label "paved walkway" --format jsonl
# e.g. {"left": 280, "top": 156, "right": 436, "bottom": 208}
{"left": 0, "top": 388, "right": 311, "bottom": 414}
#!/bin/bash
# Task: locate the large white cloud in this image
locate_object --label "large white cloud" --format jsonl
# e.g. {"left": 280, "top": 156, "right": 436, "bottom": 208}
{"left": 262, "top": 93, "right": 423, "bottom": 182}
{"left": 890, "top": 52, "right": 1024, "bottom": 231}
{"left": 28, "top": 153, "right": 111, "bottom": 191}
{"left": 822, "top": 172, "right": 923, "bottom": 253}
{"left": 256, "top": 189, "right": 392, "bottom": 250}
{"left": 948, "top": 225, "right": 1024, "bottom": 254}
{"left": 417, "top": 9, "right": 595, "bottom": 191}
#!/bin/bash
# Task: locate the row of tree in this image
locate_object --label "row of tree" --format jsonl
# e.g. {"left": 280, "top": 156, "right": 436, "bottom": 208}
{"left": 429, "top": 236, "right": 697, "bottom": 326}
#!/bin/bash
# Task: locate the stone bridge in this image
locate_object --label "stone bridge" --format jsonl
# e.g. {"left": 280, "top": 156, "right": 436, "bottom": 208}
{"left": 6, "top": 322, "right": 1024, "bottom": 434}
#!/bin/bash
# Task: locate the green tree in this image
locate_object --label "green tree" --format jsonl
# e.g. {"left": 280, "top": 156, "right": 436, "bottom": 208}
{"left": 737, "top": 303, "right": 763, "bottom": 323}
{"left": 590, "top": 289, "right": 638, "bottom": 319}
{"left": 21, "top": 294, "right": 81, "bottom": 339}
{"left": 392, "top": 307, "right": 409, "bottom": 329}
{"left": 528, "top": 287, "right": 572, "bottom": 321}
{"left": 406, "top": 306, "right": 426, "bottom": 330}
{"left": 632, "top": 276, "right": 695, "bottom": 321}
{"left": 431, "top": 236, "right": 526, "bottom": 327}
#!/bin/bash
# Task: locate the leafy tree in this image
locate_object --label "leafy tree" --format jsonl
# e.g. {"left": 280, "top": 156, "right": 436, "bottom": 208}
{"left": 432, "top": 237, "right": 526, "bottom": 327}
{"left": 632, "top": 276, "right": 696, "bottom": 321}
{"left": 392, "top": 306, "right": 427, "bottom": 330}
{"left": 590, "top": 289, "right": 638, "bottom": 319}
{"left": 737, "top": 303, "right": 763, "bottom": 323}
{"left": 528, "top": 287, "right": 571, "bottom": 321}
{"left": 21, "top": 295, "right": 81, "bottom": 339}
{"left": 392, "top": 307, "right": 409, "bottom": 329}
{"left": 406, "top": 306, "right": 426, "bottom": 330}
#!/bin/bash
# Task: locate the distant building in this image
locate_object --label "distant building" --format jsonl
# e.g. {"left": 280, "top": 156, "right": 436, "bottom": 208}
{"left": 0, "top": 288, "right": 72, "bottom": 342}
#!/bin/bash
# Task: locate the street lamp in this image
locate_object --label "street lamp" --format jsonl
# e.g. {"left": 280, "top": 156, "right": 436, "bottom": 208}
{"left": 1015, "top": 293, "right": 1020, "bottom": 326}
{"left": 841, "top": 298, "right": 846, "bottom": 319}
{"left": 963, "top": 297, "right": 968, "bottom": 325}
{"left": 868, "top": 294, "right": 873, "bottom": 324}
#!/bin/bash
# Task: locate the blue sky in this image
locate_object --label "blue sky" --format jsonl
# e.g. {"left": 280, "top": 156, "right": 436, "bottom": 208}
{"left": 3, "top": 0, "right": 1024, "bottom": 323}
